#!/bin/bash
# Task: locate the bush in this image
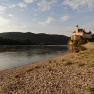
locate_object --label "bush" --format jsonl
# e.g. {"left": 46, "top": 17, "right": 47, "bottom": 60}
{"left": 78, "top": 63, "right": 85, "bottom": 67}
{"left": 85, "top": 85, "right": 94, "bottom": 92}
{"left": 63, "top": 60, "right": 74, "bottom": 66}
{"left": 89, "top": 61, "right": 94, "bottom": 67}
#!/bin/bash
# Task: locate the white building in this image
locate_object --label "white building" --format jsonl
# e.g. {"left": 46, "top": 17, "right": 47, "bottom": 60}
{"left": 71, "top": 25, "right": 92, "bottom": 40}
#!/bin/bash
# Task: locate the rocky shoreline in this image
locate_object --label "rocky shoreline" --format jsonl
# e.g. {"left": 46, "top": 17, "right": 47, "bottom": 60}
{"left": 0, "top": 43, "right": 94, "bottom": 94}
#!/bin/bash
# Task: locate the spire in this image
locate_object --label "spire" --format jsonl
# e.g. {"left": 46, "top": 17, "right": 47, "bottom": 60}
{"left": 75, "top": 25, "right": 79, "bottom": 32}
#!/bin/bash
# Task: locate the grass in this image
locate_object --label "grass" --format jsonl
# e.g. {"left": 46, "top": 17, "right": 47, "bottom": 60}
{"left": 85, "top": 85, "right": 94, "bottom": 93}
{"left": 26, "top": 68, "right": 33, "bottom": 72}
{"left": 63, "top": 60, "right": 74, "bottom": 66}
{"left": 1, "top": 42, "right": 94, "bottom": 94}
{"left": 89, "top": 61, "right": 94, "bottom": 67}
{"left": 78, "top": 63, "right": 85, "bottom": 67}
{"left": 14, "top": 74, "right": 20, "bottom": 79}
{"left": 48, "top": 60, "right": 52, "bottom": 63}
{"left": 34, "top": 65, "right": 41, "bottom": 69}
{"left": 61, "top": 59, "right": 65, "bottom": 62}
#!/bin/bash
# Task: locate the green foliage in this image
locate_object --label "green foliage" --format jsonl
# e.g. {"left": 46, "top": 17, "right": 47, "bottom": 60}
{"left": 49, "top": 60, "right": 52, "bottom": 63}
{"left": 0, "top": 32, "right": 69, "bottom": 45}
{"left": 89, "top": 61, "right": 94, "bottom": 67}
{"left": 62, "top": 59, "right": 65, "bottom": 62}
{"left": 85, "top": 85, "right": 94, "bottom": 92}
{"left": 34, "top": 65, "right": 41, "bottom": 69}
{"left": 63, "top": 60, "right": 74, "bottom": 66}
{"left": 26, "top": 68, "right": 33, "bottom": 72}
{"left": 78, "top": 63, "right": 85, "bottom": 67}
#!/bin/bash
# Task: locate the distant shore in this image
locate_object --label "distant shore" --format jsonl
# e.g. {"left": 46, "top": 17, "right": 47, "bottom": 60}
{"left": 0, "top": 42, "right": 94, "bottom": 94}
{"left": 0, "top": 45, "right": 67, "bottom": 51}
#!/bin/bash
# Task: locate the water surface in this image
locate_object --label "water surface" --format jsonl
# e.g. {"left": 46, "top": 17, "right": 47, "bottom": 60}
{"left": 0, "top": 45, "right": 68, "bottom": 70}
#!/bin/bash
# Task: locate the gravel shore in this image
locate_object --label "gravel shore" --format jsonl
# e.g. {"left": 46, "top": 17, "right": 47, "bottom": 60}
{"left": 0, "top": 44, "right": 94, "bottom": 94}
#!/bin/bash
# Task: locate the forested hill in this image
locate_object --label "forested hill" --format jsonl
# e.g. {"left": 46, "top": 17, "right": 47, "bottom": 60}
{"left": 0, "top": 32, "right": 69, "bottom": 45}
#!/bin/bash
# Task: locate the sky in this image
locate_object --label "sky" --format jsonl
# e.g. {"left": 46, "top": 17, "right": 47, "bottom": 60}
{"left": 0, "top": 0, "right": 94, "bottom": 36}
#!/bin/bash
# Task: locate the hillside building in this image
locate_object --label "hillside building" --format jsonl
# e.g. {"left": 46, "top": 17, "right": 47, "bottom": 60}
{"left": 71, "top": 25, "right": 92, "bottom": 41}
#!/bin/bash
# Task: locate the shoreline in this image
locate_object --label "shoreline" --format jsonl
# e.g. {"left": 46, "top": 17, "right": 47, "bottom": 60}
{"left": 0, "top": 43, "right": 94, "bottom": 94}
{"left": 0, "top": 50, "right": 69, "bottom": 72}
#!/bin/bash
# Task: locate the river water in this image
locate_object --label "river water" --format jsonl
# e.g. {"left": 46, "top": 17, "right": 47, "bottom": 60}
{"left": 0, "top": 45, "right": 68, "bottom": 70}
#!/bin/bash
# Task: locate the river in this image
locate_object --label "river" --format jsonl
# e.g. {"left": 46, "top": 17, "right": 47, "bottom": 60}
{"left": 0, "top": 45, "right": 68, "bottom": 70}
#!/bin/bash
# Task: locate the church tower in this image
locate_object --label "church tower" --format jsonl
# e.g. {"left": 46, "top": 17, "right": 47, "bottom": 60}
{"left": 76, "top": 25, "right": 79, "bottom": 33}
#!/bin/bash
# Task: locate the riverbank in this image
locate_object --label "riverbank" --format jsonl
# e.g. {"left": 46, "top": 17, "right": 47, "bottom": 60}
{"left": 0, "top": 42, "right": 94, "bottom": 94}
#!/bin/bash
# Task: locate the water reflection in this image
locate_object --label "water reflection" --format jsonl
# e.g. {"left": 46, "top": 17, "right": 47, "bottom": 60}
{"left": 0, "top": 46, "right": 67, "bottom": 70}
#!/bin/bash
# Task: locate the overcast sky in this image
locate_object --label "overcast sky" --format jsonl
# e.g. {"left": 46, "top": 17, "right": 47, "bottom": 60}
{"left": 0, "top": 0, "right": 94, "bottom": 36}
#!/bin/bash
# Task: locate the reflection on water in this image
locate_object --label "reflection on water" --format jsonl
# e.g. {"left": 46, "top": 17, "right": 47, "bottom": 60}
{"left": 0, "top": 45, "right": 68, "bottom": 70}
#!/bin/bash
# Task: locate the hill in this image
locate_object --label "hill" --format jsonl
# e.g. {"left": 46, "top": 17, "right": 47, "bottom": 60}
{"left": 0, "top": 32, "right": 69, "bottom": 45}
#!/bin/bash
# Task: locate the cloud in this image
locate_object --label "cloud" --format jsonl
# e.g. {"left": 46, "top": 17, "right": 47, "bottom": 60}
{"left": 8, "top": 14, "right": 13, "bottom": 17}
{"left": 9, "top": 0, "right": 33, "bottom": 9}
{"left": 0, "top": 5, "right": 7, "bottom": 14}
{"left": 18, "top": 2, "right": 27, "bottom": 8}
{"left": 0, "top": 16, "right": 72, "bottom": 35}
{"left": 45, "top": 16, "right": 54, "bottom": 24}
{"left": 0, "top": 16, "right": 11, "bottom": 32}
{"left": 23, "top": 0, "right": 33, "bottom": 4}
{"left": 61, "top": 15, "right": 70, "bottom": 22}
{"left": 82, "top": 21, "right": 94, "bottom": 33}
{"left": 0, "top": 16, "right": 28, "bottom": 33}
{"left": 0, "top": 16, "right": 10, "bottom": 26}
{"left": 8, "top": 0, "right": 56, "bottom": 11}
{"left": 9, "top": 4, "right": 16, "bottom": 8}
{"left": 63, "top": 0, "right": 94, "bottom": 10}
{"left": 29, "top": 20, "right": 72, "bottom": 36}
{"left": 15, "top": 0, "right": 34, "bottom": 9}
{"left": 37, "top": 0, "right": 57, "bottom": 11}
{"left": 39, "top": 16, "right": 54, "bottom": 26}
{"left": 8, "top": 3, "right": 27, "bottom": 9}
